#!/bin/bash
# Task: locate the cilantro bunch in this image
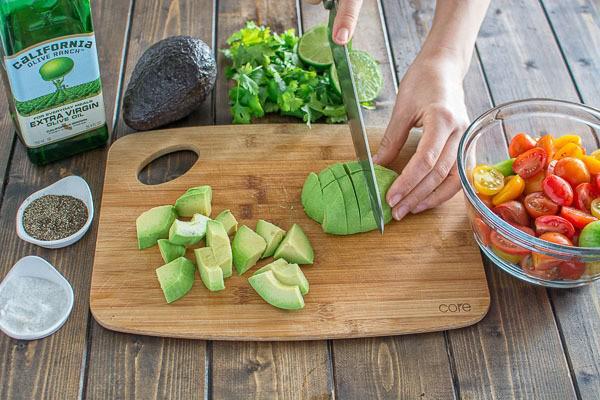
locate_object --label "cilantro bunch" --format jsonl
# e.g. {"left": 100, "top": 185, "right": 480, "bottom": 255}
{"left": 222, "top": 21, "right": 347, "bottom": 125}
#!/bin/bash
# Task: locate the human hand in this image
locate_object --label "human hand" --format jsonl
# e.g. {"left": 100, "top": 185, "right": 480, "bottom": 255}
{"left": 305, "top": 0, "right": 363, "bottom": 44}
{"left": 372, "top": 52, "right": 470, "bottom": 221}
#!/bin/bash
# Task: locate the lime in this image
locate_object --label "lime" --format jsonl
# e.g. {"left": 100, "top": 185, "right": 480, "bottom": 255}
{"left": 298, "top": 25, "right": 333, "bottom": 68}
{"left": 329, "top": 50, "right": 384, "bottom": 102}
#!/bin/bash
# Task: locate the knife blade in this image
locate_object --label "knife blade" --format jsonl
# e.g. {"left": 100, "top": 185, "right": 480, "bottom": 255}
{"left": 324, "top": 0, "right": 385, "bottom": 234}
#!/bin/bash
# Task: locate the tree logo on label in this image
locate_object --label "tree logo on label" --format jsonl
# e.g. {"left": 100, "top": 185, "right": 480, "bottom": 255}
{"left": 39, "top": 57, "right": 74, "bottom": 93}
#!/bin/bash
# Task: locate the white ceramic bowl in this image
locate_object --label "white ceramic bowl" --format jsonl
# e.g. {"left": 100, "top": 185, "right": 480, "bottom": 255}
{"left": 16, "top": 176, "right": 94, "bottom": 249}
{"left": 0, "top": 256, "right": 74, "bottom": 340}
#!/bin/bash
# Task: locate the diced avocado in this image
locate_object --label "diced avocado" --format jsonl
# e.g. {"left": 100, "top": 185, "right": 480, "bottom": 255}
{"left": 155, "top": 257, "right": 196, "bottom": 303}
{"left": 248, "top": 270, "right": 305, "bottom": 310}
{"left": 136, "top": 205, "right": 177, "bottom": 249}
{"left": 322, "top": 178, "right": 348, "bottom": 235}
{"left": 168, "top": 218, "right": 208, "bottom": 246}
{"left": 256, "top": 219, "right": 286, "bottom": 258}
{"left": 157, "top": 239, "right": 186, "bottom": 263}
{"left": 206, "top": 220, "right": 232, "bottom": 278}
{"left": 336, "top": 174, "right": 361, "bottom": 234}
{"left": 215, "top": 209, "right": 238, "bottom": 235}
{"left": 301, "top": 173, "right": 324, "bottom": 224}
{"left": 175, "top": 185, "right": 212, "bottom": 217}
{"left": 232, "top": 225, "right": 267, "bottom": 275}
{"left": 254, "top": 259, "right": 309, "bottom": 295}
{"left": 194, "top": 247, "right": 225, "bottom": 291}
{"left": 274, "top": 224, "right": 314, "bottom": 265}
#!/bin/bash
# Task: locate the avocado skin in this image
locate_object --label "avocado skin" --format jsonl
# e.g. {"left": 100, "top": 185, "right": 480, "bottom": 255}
{"left": 123, "top": 36, "right": 217, "bottom": 131}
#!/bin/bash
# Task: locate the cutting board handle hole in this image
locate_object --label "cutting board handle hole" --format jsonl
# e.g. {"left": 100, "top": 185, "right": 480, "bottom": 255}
{"left": 137, "top": 146, "right": 199, "bottom": 186}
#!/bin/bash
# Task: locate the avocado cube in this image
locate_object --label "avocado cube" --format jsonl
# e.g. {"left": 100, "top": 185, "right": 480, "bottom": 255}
{"left": 157, "top": 239, "right": 186, "bottom": 263}
{"left": 322, "top": 178, "right": 348, "bottom": 235}
{"left": 155, "top": 257, "right": 196, "bottom": 303}
{"left": 274, "top": 224, "right": 314, "bottom": 265}
{"left": 248, "top": 270, "right": 305, "bottom": 310}
{"left": 168, "top": 217, "right": 208, "bottom": 246}
{"left": 232, "top": 225, "right": 267, "bottom": 275}
{"left": 175, "top": 185, "right": 212, "bottom": 217}
{"left": 254, "top": 259, "right": 309, "bottom": 295}
{"left": 256, "top": 219, "right": 286, "bottom": 258}
{"left": 206, "top": 220, "right": 232, "bottom": 278}
{"left": 136, "top": 205, "right": 177, "bottom": 249}
{"left": 194, "top": 247, "right": 225, "bottom": 291}
{"left": 336, "top": 174, "right": 361, "bottom": 234}
{"left": 215, "top": 209, "right": 238, "bottom": 236}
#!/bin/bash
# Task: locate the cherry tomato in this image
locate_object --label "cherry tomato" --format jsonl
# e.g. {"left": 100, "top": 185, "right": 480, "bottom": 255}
{"left": 533, "top": 232, "right": 573, "bottom": 272}
{"left": 493, "top": 200, "right": 530, "bottom": 226}
{"left": 535, "top": 215, "right": 576, "bottom": 238}
{"left": 477, "top": 193, "right": 494, "bottom": 208}
{"left": 591, "top": 149, "right": 600, "bottom": 159}
{"left": 472, "top": 165, "right": 505, "bottom": 195}
{"left": 591, "top": 198, "right": 600, "bottom": 219}
{"left": 491, "top": 230, "right": 530, "bottom": 257}
{"left": 580, "top": 155, "right": 600, "bottom": 175}
{"left": 492, "top": 175, "right": 525, "bottom": 206}
{"left": 558, "top": 261, "right": 586, "bottom": 280}
{"left": 560, "top": 206, "right": 598, "bottom": 229}
{"left": 524, "top": 172, "right": 546, "bottom": 194}
{"left": 554, "top": 157, "right": 590, "bottom": 187}
{"left": 536, "top": 134, "right": 555, "bottom": 164}
{"left": 524, "top": 192, "right": 559, "bottom": 218}
{"left": 472, "top": 217, "right": 491, "bottom": 246}
{"left": 547, "top": 159, "right": 557, "bottom": 175}
{"left": 509, "top": 133, "right": 536, "bottom": 158}
{"left": 574, "top": 183, "right": 595, "bottom": 212}
{"left": 595, "top": 175, "right": 600, "bottom": 192}
{"left": 553, "top": 143, "right": 585, "bottom": 160}
{"left": 509, "top": 222, "right": 536, "bottom": 236}
{"left": 513, "top": 148, "right": 547, "bottom": 179}
{"left": 543, "top": 175, "right": 574, "bottom": 206}
{"left": 554, "top": 134, "right": 582, "bottom": 150}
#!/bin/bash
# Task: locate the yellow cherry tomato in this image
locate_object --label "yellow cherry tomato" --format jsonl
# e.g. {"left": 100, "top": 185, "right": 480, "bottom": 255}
{"left": 553, "top": 142, "right": 585, "bottom": 160}
{"left": 472, "top": 165, "right": 505, "bottom": 196}
{"left": 492, "top": 175, "right": 525, "bottom": 206}
{"left": 591, "top": 149, "right": 600, "bottom": 160}
{"left": 581, "top": 155, "right": 600, "bottom": 174}
{"left": 591, "top": 198, "right": 600, "bottom": 219}
{"left": 554, "top": 134, "right": 582, "bottom": 150}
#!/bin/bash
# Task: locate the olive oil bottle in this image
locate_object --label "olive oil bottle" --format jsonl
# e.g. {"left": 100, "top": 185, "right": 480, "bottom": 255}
{"left": 0, "top": 0, "right": 108, "bottom": 165}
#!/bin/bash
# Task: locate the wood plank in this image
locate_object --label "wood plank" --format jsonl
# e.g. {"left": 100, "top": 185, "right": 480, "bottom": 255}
{"left": 540, "top": 1, "right": 600, "bottom": 398}
{"left": 211, "top": 1, "right": 330, "bottom": 398}
{"left": 0, "top": 1, "right": 133, "bottom": 399}
{"left": 303, "top": 1, "right": 457, "bottom": 398}
{"left": 84, "top": 1, "right": 214, "bottom": 399}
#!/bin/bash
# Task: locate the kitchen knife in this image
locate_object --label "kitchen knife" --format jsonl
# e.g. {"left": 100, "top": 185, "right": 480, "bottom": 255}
{"left": 323, "top": 0, "right": 385, "bottom": 234}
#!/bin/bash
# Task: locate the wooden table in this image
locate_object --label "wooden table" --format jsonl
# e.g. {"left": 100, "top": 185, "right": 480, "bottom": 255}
{"left": 0, "top": 1, "right": 598, "bottom": 399}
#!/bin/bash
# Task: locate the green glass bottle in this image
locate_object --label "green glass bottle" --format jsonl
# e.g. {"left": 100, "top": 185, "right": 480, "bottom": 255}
{"left": 0, "top": 0, "right": 108, "bottom": 165}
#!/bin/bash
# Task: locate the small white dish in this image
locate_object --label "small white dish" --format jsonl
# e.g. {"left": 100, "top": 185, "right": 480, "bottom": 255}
{"left": 0, "top": 256, "right": 74, "bottom": 340}
{"left": 16, "top": 175, "right": 94, "bottom": 249}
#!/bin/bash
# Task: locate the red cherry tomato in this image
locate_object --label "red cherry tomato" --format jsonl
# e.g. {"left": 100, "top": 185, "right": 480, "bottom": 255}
{"left": 524, "top": 172, "right": 546, "bottom": 194}
{"left": 493, "top": 200, "right": 530, "bottom": 226}
{"left": 513, "top": 148, "right": 547, "bottom": 179}
{"left": 508, "top": 222, "right": 536, "bottom": 236}
{"left": 477, "top": 193, "right": 494, "bottom": 208}
{"left": 535, "top": 215, "right": 576, "bottom": 239}
{"left": 554, "top": 157, "right": 590, "bottom": 187}
{"left": 574, "top": 182, "right": 596, "bottom": 212}
{"left": 594, "top": 175, "right": 600, "bottom": 192}
{"left": 558, "top": 261, "right": 586, "bottom": 280}
{"left": 533, "top": 232, "right": 573, "bottom": 272}
{"left": 491, "top": 231, "right": 530, "bottom": 256}
{"left": 560, "top": 206, "right": 598, "bottom": 229}
{"left": 472, "top": 217, "right": 491, "bottom": 246}
{"left": 543, "top": 175, "right": 574, "bottom": 206}
{"left": 536, "top": 134, "right": 555, "bottom": 164}
{"left": 509, "top": 133, "right": 537, "bottom": 158}
{"left": 524, "top": 192, "right": 559, "bottom": 218}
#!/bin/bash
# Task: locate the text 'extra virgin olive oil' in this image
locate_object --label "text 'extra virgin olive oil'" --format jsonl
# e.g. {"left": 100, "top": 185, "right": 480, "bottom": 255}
{"left": 0, "top": 0, "right": 108, "bottom": 165}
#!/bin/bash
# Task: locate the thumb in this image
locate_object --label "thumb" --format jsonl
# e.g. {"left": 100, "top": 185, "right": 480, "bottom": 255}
{"left": 333, "top": 0, "right": 363, "bottom": 45}
{"left": 372, "top": 113, "right": 412, "bottom": 166}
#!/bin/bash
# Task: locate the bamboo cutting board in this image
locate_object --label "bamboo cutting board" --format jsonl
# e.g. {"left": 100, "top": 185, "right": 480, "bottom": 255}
{"left": 90, "top": 124, "right": 490, "bottom": 340}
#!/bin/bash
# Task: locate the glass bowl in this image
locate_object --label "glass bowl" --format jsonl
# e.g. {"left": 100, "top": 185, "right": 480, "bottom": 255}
{"left": 458, "top": 98, "right": 600, "bottom": 288}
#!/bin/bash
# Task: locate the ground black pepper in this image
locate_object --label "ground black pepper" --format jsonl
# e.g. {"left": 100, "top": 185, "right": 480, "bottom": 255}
{"left": 22, "top": 195, "right": 88, "bottom": 241}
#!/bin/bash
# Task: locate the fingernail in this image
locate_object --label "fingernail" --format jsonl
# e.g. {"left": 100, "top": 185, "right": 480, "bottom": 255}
{"left": 335, "top": 28, "right": 349, "bottom": 44}
{"left": 394, "top": 205, "right": 410, "bottom": 221}
{"left": 388, "top": 194, "right": 402, "bottom": 208}
{"left": 412, "top": 204, "right": 427, "bottom": 214}
{"left": 372, "top": 153, "right": 380, "bottom": 164}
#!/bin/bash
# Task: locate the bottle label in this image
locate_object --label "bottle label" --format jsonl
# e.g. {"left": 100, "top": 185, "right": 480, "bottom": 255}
{"left": 3, "top": 32, "right": 106, "bottom": 148}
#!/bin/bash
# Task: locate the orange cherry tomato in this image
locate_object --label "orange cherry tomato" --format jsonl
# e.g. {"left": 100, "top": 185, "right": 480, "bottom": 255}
{"left": 492, "top": 175, "right": 525, "bottom": 206}
{"left": 554, "top": 157, "right": 590, "bottom": 187}
{"left": 536, "top": 134, "right": 555, "bottom": 164}
{"left": 553, "top": 143, "right": 585, "bottom": 160}
{"left": 591, "top": 149, "right": 600, "bottom": 160}
{"left": 560, "top": 206, "right": 598, "bottom": 229}
{"left": 477, "top": 193, "right": 494, "bottom": 208}
{"left": 580, "top": 155, "right": 600, "bottom": 175}
{"left": 554, "top": 134, "right": 582, "bottom": 150}
{"left": 524, "top": 192, "right": 559, "bottom": 218}
{"left": 472, "top": 165, "right": 505, "bottom": 196}
{"left": 509, "top": 133, "right": 536, "bottom": 158}
{"left": 513, "top": 148, "right": 547, "bottom": 179}
{"left": 533, "top": 232, "right": 574, "bottom": 273}
{"left": 524, "top": 171, "right": 546, "bottom": 194}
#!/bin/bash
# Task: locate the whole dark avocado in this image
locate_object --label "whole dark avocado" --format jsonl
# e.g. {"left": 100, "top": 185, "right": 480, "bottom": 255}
{"left": 123, "top": 36, "right": 216, "bottom": 131}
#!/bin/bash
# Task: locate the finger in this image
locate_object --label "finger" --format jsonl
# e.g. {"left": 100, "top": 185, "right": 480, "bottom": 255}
{"left": 333, "top": 0, "right": 363, "bottom": 44}
{"left": 412, "top": 166, "right": 461, "bottom": 214}
{"left": 372, "top": 109, "right": 413, "bottom": 166}
{"left": 390, "top": 130, "right": 461, "bottom": 219}
{"left": 385, "top": 107, "right": 455, "bottom": 209}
